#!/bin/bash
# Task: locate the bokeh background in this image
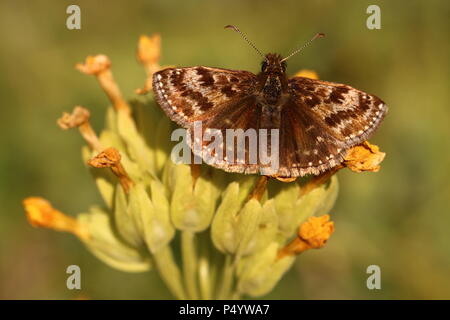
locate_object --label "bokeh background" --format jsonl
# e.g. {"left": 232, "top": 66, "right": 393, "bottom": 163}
{"left": 0, "top": 0, "right": 449, "bottom": 299}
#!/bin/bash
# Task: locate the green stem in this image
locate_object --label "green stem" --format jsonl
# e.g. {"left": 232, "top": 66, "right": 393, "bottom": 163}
{"left": 198, "top": 233, "right": 213, "bottom": 299}
{"left": 230, "top": 291, "right": 241, "bottom": 300}
{"left": 181, "top": 231, "right": 199, "bottom": 299}
{"left": 207, "top": 244, "right": 220, "bottom": 299}
{"left": 217, "top": 255, "right": 234, "bottom": 299}
{"left": 154, "top": 245, "right": 187, "bottom": 300}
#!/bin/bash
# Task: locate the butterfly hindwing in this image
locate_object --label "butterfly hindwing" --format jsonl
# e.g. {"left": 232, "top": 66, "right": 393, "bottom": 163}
{"left": 188, "top": 95, "right": 264, "bottom": 174}
{"left": 277, "top": 98, "right": 347, "bottom": 177}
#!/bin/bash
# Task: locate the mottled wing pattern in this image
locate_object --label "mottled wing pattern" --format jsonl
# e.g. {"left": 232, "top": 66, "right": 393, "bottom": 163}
{"left": 276, "top": 99, "right": 343, "bottom": 177}
{"left": 152, "top": 67, "right": 256, "bottom": 127}
{"left": 277, "top": 76, "right": 388, "bottom": 176}
{"left": 289, "top": 77, "right": 387, "bottom": 144}
{"left": 195, "top": 96, "right": 264, "bottom": 174}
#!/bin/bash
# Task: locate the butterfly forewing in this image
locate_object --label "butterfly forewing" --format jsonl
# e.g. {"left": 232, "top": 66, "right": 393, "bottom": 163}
{"left": 288, "top": 77, "right": 388, "bottom": 146}
{"left": 153, "top": 67, "right": 256, "bottom": 127}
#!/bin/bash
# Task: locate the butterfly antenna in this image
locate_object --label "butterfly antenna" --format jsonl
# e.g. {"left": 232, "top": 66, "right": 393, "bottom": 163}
{"left": 224, "top": 25, "right": 265, "bottom": 59}
{"left": 281, "top": 33, "right": 325, "bottom": 62}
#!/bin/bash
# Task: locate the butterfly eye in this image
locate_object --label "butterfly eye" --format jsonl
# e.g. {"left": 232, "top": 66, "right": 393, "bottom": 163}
{"left": 261, "top": 61, "right": 268, "bottom": 71}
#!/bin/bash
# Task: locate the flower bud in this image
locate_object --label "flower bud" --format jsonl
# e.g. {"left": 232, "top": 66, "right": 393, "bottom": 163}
{"left": 128, "top": 183, "right": 174, "bottom": 253}
{"left": 237, "top": 242, "right": 295, "bottom": 297}
{"left": 211, "top": 184, "right": 278, "bottom": 257}
{"left": 78, "top": 206, "right": 151, "bottom": 272}
{"left": 114, "top": 184, "right": 143, "bottom": 248}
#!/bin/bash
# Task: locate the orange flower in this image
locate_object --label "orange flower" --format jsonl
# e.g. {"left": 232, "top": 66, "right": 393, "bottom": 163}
{"left": 87, "top": 147, "right": 133, "bottom": 193}
{"left": 137, "top": 34, "right": 161, "bottom": 67}
{"left": 22, "top": 197, "right": 89, "bottom": 241}
{"left": 343, "top": 141, "right": 386, "bottom": 173}
{"left": 277, "top": 214, "right": 334, "bottom": 259}
{"left": 75, "top": 54, "right": 111, "bottom": 76}
{"left": 76, "top": 55, "right": 130, "bottom": 114}
{"left": 57, "top": 106, "right": 102, "bottom": 152}
{"left": 294, "top": 69, "right": 319, "bottom": 80}
{"left": 136, "top": 34, "right": 163, "bottom": 94}
{"left": 298, "top": 214, "right": 334, "bottom": 248}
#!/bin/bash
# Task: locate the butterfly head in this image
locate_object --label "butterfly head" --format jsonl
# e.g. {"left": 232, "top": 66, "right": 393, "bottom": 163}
{"left": 224, "top": 25, "right": 324, "bottom": 104}
{"left": 261, "top": 53, "right": 287, "bottom": 75}
{"left": 259, "top": 53, "right": 289, "bottom": 105}
{"left": 225, "top": 25, "right": 322, "bottom": 75}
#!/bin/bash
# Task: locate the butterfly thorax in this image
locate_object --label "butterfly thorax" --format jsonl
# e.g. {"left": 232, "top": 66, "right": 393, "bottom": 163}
{"left": 256, "top": 53, "right": 289, "bottom": 126}
{"left": 257, "top": 53, "right": 289, "bottom": 106}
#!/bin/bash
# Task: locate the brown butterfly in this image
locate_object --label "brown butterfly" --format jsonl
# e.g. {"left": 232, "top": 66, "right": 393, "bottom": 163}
{"left": 152, "top": 25, "right": 387, "bottom": 178}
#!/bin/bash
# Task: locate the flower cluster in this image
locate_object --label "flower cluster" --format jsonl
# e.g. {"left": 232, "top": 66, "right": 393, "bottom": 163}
{"left": 22, "top": 34, "right": 385, "bottom": 299}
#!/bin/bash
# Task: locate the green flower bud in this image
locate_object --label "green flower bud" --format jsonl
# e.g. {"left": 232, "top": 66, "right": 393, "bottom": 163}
{"left": 77, "top": 206, "right": 151, "bottom": 273}
{"left": 191, "top": 170, "right": 222, "bottom": 231}
{"left": 130, "top": 100, "right": 176, "bottom": 176}
{"left": 105, "top": 106, "right": 119, "bottom": 132}
{"left": 114, "top": 184, "right": 143, "bottom": 248}
{"left": 128, "top": 183, "right": 174, "bottom": 253}
{"left": 211, "top": 182, "right": 241, "bottom": 254}
{"left": 211, "top": 184, "right": 277, "bottom": 257}
{"left": 168, "top": 164, "right": 222, "bottom": 232}
{"left": 116, "top": 108, "right": 156, "bottom": 180}
{"left": 153, "top": 115, "right": 174, "bottom": 175}
{"left": 169, "top": 164, "right": 196, "bottom": 230}
{"left": 236, "top": 242, "right": 295, "bottom": 297}
{"left": 243, "top": 200, "right": 278, "bottom": 255}
{"left": 272, "top": 181, "right": 300, "bottom": 239}
{"left": 82, "top": 146, "right": 115, "bottom": 209}
{"left": 293, "top": 176, "right": 339, "bottom": 235}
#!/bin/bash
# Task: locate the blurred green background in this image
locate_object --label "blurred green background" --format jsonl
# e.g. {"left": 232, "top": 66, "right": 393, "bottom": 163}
{"left": 0, "top": 0, "right": 449, "bottom": 299}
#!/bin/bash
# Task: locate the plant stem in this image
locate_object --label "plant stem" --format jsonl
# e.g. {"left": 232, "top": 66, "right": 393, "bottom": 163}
{"left": 154, "top": 245, "right": 187, "bottom": 300}
{"left": 217, "top": 255, "right": 234, "bottom": 299}
{"left": 246, "top": 175, "right": 268, "bottom": 201}
{"left": 198, "top": 232, "right": 215, "bottom": 299}
{"left": 198, "top": 252, "right": 212, "bottom": 299}
{"left": 181, "top": 230, "right": 199, "bottom": 299}
{"left": 207, "top": 243, "right": 221, "bottom": 299}
{"left": 230, "top": 291, "right": 241, "bottom": 300}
